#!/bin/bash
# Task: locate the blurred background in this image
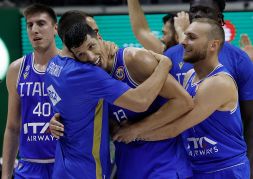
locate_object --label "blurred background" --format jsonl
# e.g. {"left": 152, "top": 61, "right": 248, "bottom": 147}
{"left": 1, "top": 0, "right": 253, "bottom": 6}
{"left": 0, "top": 0, "right": 253, "bottom": 167}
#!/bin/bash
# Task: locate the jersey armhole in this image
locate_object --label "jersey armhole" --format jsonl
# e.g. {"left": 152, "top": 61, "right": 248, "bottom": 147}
{"left": 16, "top": 56, "right": 26, "bottom": 89}
{"left": 183, "top": 69, "right": 195, "bottom": 88}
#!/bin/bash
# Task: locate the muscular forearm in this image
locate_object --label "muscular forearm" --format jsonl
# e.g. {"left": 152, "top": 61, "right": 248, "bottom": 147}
{"left": 2, "top": 128, "right": 20, "bottom": 179}
{"left": 127, "top": 0, "right": 163, "bottom": 53}
{"left": 127, "top": 0, "right": 149, "bottom": 33}
{"left": 137, "top": 114, "right": 191, "bottom": 141}
{"left": 135, "top": 59, "right": 170, "bottom": 108}
{"left": 116, "top": 59, "right": 169, "bottom": 112}
{"left": 138, "top": 124, "right": 176, "bottom": 141}
{"left": 131, "top": 97, "right": 192, "bottom": 136}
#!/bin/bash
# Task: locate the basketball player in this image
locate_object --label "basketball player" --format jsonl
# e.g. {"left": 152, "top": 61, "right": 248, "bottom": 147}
{"left": 50, "top": 10, "right": 194, "bottom": 179}
{"left": 2, "top": 4, "right": 58, "bottom": 179}
{"left": 44, "top": 11, "right": 174, "bottom": 179}
{"left": 163, "top": 1, "right": 253, "bottom": 175}
{"left": 114, "top": 18, "right": 250, "bottom": 178}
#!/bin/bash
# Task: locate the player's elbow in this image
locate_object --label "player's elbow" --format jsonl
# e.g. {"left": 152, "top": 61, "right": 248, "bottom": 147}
{"left": 181, "top": 95, "right": 194, "bottom": 113}
{"left": 7, "top": 121, "right": 20, "bottom": 132}
{"left": 5, "top": 124, "right": 20, "bottom": 137}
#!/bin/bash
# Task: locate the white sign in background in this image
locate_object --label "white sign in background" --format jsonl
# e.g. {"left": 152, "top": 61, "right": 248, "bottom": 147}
{"left": 0, "top": 38, "right": 10, "bottom": 81}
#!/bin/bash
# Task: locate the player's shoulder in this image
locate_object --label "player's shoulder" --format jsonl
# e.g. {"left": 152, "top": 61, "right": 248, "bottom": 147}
{"left": 6, "top": 56, "right": 26, "bottom": 89}
{"left": 203, "top": 72, "right": 235, "bottom": 91}
{"left": 8, "top": 56, "right": 25, "bottom": 76}
{"left": 123, "top": 47, "right": 161, "bottom": 83}
{"left": 124, "top": 47, "right": 144, "bottom": 59}
{"left": 124, "top": 47, "right": 157, "bottom": 66}
{"left": 221, "top": 42, "right": 248, "bottom": 56}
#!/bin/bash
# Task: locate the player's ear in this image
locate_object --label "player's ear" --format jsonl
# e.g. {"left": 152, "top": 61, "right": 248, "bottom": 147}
{"left": 54, "top": 23, "right": 58, "bottom": 36}
{"left": 210, "top": 40, "right": 220, "bottom": 51}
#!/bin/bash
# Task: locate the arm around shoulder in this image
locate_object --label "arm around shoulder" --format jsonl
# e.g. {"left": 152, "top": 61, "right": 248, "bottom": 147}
{"left": 139, "top": 74, "right": 237, "bottom": 141}
{"left": 114, "top": 55, "right": 170, "bottom": 112}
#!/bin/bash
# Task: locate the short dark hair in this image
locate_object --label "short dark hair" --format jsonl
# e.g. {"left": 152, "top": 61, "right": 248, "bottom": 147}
{"left": 213, "top": 0, "right": 226, "bottom": 25}
{"left": 193, "top": 18, "right": 225, "bottom": 51}
{"left": 58, "top": 10, "right": 97, "bottom": 50}
{"left": 162, "top": 13, "right": 175, "bottom": 25}
{"left": 24, "top": 4, "right": 57, "bottom": 24}
{"left": 213, "top": 0, "right": 226, "bottom": 12}
{"left": 189, "top": 0, "right": 226, "bottom": 12}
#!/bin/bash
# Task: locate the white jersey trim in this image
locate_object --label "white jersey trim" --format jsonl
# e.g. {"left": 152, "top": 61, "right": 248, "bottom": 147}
{"left": 214, "top": 72, "right": 239, "bottom": 114}
{"left": 32, "top": 53, "right": 46, "bottom": 74}
{"left": 205, "top": 162, "right": 245, "bottom": 174}
{"left": 21, "top": 158, "right": 55, "bottom": 163}
{"left": 191, "top": 64, "right": 223, "bottom": 87}
{"left": 16, "top": 56, "right": 26, "bottom": 89}
{"left": 122, "top": 48, "right": 140, "bottom": 87}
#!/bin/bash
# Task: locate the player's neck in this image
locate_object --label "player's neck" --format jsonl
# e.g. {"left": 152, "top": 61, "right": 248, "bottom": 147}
{"left": 194, "top": 56, "right": 219, "bottom": 81}
{"left": 33, "top": 44, "right": 58, "bottom": 65}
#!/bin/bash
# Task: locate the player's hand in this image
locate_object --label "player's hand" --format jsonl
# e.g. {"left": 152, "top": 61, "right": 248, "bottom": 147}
{"left": 103, "top": 40, "right": 118, "bottom": 59}
{"left": 113, "top": 123, "right": 140, "bottom": 144}
{"left": 174, "top": 11, "right": 190, "bottom": 43}
{"left": 239, "top": 34, "right": 252, "bottom": 47}
{"left": 239, "top": 34, "right": 253, "bottom": 61}
{"left": 49, "top": 113, "right": 64, "bottom": 139}
{"left": 148, "top": 50, "right": 172, "bottom": 70}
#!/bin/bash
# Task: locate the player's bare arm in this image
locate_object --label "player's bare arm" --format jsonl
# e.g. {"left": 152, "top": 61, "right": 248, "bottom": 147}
{"left": 49, "top": 48, "right": 171, "bottom": 138}
{"left": 112, "top": 49, "right": 193, "bottom": 143}
{"left": 114, "top": 51, "right": 170, "bottom": 112}
{"left": 138, "top": 74, "right": 238, "bottom": 141}
{"left": 127, "top": 0, "right": 164, "bottom": 54}
{"left": 2, "top": 59, "right": 22, "bottom": 179}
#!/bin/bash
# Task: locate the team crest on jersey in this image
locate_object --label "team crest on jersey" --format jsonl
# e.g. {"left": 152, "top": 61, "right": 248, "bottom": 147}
{"left": 23, "top": 72, "right": 29, "bottom": 79}
{"left": 23, "top": 65, "right": 30, "bottom": 79}
{"left": 47, "top": 85, "right": 61, "bottom": 106}
{"left": 179, "top": 62, "right": 184, "bottom": 69}
{"left": 115, "top": 66, "right": 125, "bottom": 80}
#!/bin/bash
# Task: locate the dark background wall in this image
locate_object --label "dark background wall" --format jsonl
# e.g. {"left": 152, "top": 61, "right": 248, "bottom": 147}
{"left": 0, "top": 7, "right": 21, "bottom": 156}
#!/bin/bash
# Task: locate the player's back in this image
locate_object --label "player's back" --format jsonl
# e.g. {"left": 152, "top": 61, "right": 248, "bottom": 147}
{"left": 45, "top": 55, "right": 130, "bottom": 179}
{"left": 109, "top": 48, "right": 192, "bottom": 179}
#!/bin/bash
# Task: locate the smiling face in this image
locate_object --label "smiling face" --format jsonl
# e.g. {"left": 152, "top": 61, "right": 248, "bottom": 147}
{"left": 182, "top": 22, "right": 210, "bottom": 63}
{"left": 70, "top": 35, "right": 109, "bottom": 70}
{"left": 26, "top": 12, "right": 57, "bottom": 52}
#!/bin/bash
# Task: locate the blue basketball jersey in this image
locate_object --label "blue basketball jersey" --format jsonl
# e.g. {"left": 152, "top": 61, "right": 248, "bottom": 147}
{"left": 17, "top": 53, "right": 57, "bottom": 159}
{"left": 109, "top": 48, "right": 192, "bottom": 179}
{"left": 164, "top": 44, "right": 193, "bottom": 85}
{"left": 164, "top": 42, "right": 253, "bottom": 100}
{"left": 45, "top": 55, "right": 130, "bottom": 179}
{"left": 183, "top": 64, "right": 249, "bottom": 173}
